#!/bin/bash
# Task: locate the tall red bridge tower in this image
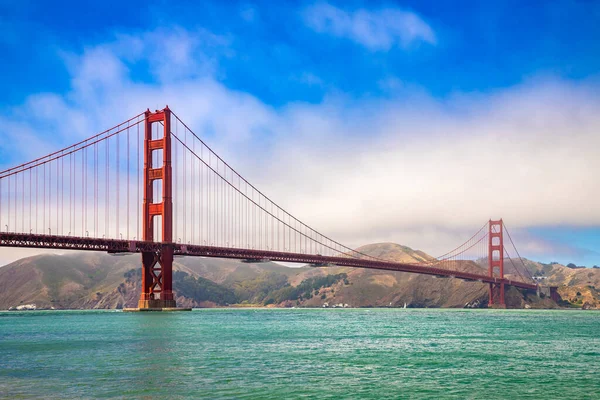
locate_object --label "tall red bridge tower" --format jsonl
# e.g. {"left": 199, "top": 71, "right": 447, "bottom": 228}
{"left": 488, "top": 219, "right": 505, "bottom": 308}
{"left": 138, "top": 107, "right": 176, "bottom": 309}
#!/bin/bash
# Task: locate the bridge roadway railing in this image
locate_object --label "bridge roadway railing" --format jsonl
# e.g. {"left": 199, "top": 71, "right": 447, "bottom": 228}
{"left": 0, "top": 232, "right": 538, "bottom": 291}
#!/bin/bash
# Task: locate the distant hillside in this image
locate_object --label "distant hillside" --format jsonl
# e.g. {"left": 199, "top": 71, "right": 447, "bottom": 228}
{"left": 0, "top": 253, "right": 134, "bottom": 309}
{"left": 352, "top": 243, "right": 436, "bottom": 263}
{"left": 474, "top": 257, "right": 600, "bottom": 308}
{"left": 2, "top": 242, "right": 595, "bottom": 310}
{"left": 521, "top": 259, "right": 600, "bottom": 308}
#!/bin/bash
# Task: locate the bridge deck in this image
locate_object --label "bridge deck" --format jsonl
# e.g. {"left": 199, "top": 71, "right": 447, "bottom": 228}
{"left": 0, "top": 232, "right": 538, "bottom": 291}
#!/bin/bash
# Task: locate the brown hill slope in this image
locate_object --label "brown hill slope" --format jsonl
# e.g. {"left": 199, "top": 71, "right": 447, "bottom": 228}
{"left": 0, "top": 252, "right": 310, "bottom": 309}
{"left": 478, "top": 257, "right": 600, "bottom": 308}
{"left": 0, "top": 253, "right": 135, "bottom": 309}
{"left": 352, "top": 242, "right": 435, "bottom": 263}
{"left": 524, "top": 260, "right": 600, "bottom": 308}
{"left": 293, "top": 244, "right": 502, "bottom": 308}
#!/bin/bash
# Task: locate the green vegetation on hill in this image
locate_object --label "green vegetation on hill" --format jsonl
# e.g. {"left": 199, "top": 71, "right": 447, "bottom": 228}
{"left": 264, "top": 273, "right": 348, "bottom": 305}
{"left": 121, "top": 269, "right": 349, "bottom": 306}
{"left": 122, "top": 269, "right": 238, "bottom": 306}
{"left": 173, "top": 271, "right": 237, "bottom": 305}
{"left": 228, "top": 272, "right": 290, "bottom": 304}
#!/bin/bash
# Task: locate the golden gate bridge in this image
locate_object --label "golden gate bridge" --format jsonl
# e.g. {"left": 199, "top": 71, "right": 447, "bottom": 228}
{"left": 0, "top": 107, "right": 557, "bottom": 309}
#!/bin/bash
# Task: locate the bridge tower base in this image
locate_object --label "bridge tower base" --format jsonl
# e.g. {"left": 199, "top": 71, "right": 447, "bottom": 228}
{"left": 549, "top": 286, "right": 560, "bottom": 303}
{"left": 488, "top": 283, "right": 507, "bottom": 309}
{"left": 138, "top": 246, "right": 177, "bottom": 309}
{"left": 488, "top": 220, "right": 506, "bottom": 308}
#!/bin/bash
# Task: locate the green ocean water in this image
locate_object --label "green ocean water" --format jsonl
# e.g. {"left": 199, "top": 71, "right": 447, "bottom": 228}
{"left": 1, "top": 309, "right": 599, "bottom": 399}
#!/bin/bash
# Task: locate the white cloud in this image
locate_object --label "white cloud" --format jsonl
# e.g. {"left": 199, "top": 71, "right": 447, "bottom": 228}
{"left": 303, "top": 2, "right": 436, "bottom": 51}
{"left": 0, "top": 28, "right": 599, "bottom": 266}
{"left": 240, "top": 4, "right": 258, "bottom": 23}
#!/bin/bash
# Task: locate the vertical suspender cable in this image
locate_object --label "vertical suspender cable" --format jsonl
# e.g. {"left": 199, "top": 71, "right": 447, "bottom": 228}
{"left": 201, "top": 144, "right": 204, "bottom": 244}
{"left": 127, "top": 124, "right": 130, "bottom": 240}
{"left": 82, "top": 146, "right": 85, "bottom": 235}
{"left": 29, "top": 170, "right": 32, "bottom": 232}
{"left": 55, "top": 158, "right": 58, "bottom": 234}
{"left": 116, "top": 129, "right": 119, "bottom": 239}
{"left": 22, "top": 168, "right": 24, "bottom": 232}
{"left": 43, "top": 162, "right": 46, "bottom": 234}
{"left": 105, "top": 138, "right": 108, "bottom": 237}
{"left": 137, "top": 117, "right": 140, "bottom": 240}
{"left": 192, "top": 127, "right": 195, "bottom": 244}
{"left": 94, "top": 143, "right": 98, "bottom": 237}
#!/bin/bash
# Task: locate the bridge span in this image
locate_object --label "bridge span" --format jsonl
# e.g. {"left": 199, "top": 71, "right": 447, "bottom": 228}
{"left": 0, "top": 107, "right": 554, "bottom": 309}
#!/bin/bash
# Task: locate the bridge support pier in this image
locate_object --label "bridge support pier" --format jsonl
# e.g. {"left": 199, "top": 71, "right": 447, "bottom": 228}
{"left": 138, "top": 247, "right": 176, "bottom": 309}
{"left": 549, "top": 286, "right": 560, "bottom": 303}
{"left": 488, "top": 283, "right": 506, "bottom": 309}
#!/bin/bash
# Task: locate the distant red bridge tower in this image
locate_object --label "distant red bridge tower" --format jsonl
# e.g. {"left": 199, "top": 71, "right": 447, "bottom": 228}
{"left": 139, "top": 107, "right": 176, "bottom": 309}
{"left": 488, "top": 219, "right": 505, "bottom": 308}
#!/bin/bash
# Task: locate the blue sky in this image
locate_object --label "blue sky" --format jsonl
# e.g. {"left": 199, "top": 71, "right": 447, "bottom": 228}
{"left": 0, "top": 0, "right": 599, "bottom": 266}
{"left": 3, "top": 1, "right": 600, "bottom": 104}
